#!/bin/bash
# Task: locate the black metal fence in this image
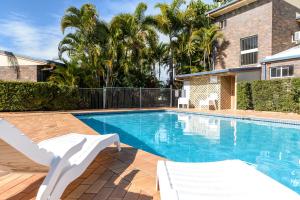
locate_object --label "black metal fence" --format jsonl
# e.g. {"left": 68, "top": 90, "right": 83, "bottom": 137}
{"left": 79, "top": 87, "right": 182, "bottom": 109}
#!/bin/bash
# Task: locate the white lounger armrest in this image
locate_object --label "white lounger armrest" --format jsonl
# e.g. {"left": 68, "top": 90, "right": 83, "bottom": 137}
{"left": 48, "top": 133, "right": 121, "bottom": 200}
{"left": 36, "top": 134, "right": 87, "bottom": 200}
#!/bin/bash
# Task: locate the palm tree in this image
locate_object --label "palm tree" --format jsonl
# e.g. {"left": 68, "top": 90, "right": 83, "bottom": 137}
{"left": 154, "top": 42, "right": 168, "bottom": 81}
{"left": 5, "top": 52, "right": 20, "bottom": 79}
{"left": 214, "top": 0, "right": 232, "bottom": 5}
{"left": 61, "top": 4, "right": 99, "bottom": 36}
{"left": 190, "top": 25, "right": 223, "bottom": 70}
{"left": 109, "top": 3, "right": 158, "bottom": 79}
{"left": 154, "top": 0, "right": 185, "bottom": 85}
{"left": 48, "top": 60, "right": 81, "bottom": 86}
{"left": 59, "top": 4, "right": 110, "bottom": 87}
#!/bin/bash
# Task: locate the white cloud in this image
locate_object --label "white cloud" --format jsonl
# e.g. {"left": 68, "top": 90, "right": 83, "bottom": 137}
{"left": 0, "top": 13, "right": 62, "bottom": 60}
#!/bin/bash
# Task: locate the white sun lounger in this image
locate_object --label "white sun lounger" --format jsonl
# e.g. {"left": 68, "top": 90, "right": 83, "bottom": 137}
{"left": 0, "top": 119, "right": 120, "bottom": 200}
{"left": 157, "top": 160, "right": 300, "bottom": 200}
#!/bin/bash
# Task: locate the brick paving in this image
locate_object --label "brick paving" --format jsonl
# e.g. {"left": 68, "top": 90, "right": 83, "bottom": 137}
{"left": 0, "top": 112, "right": 162, "bottom": 200}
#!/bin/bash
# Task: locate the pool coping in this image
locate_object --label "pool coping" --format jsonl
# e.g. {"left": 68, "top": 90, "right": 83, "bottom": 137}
{"left": 174, "top": 110, "right": 300, "bottom": 126}
{"left": 73, "top": 108, "right": 300, "bottom": 126}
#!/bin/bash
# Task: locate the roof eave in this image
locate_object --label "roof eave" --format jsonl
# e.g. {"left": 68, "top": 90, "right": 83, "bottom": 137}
{"left": 206, "top": 0, "right": 257, "bottom": 18}
{"left": 262, "top": 55, "right": 300, "bottom": 63}
{"left": 0, "top": 50, "right": 64, "bottom": 66}
{"left": 176, "top": 67, "right": 261, "bottom": 79}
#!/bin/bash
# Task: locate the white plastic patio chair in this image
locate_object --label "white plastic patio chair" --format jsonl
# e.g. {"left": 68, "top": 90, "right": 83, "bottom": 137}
{"left": 199, "top": 93, "right": 218, "bottom": 110}
{"left": 157, "top": 160, "right": 300, "bottom": 200}
{"left": 178, "top": 97, "right": 189, "bottom": 109}
{"left": 0, "top": 119, "right": 120, "bottom": 200}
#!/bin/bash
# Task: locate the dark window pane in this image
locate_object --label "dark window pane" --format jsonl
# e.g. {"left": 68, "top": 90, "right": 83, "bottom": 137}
{"left": 271, "top": 68, "right": 277, "bottom": 77}
{"left": 240, "top": 35, "right": 258, "bottom": 51}
{"left": 282, "top": 67, "right": 288, "bottom": 77}
{"left": 289, "top": 65, "right": 294, "bottom": 76}
{"left": 241, "top": 52, "right": 258, "bottom": 65}
{"left": 254, "top": 52, "right": 258, "bottom": 63}
{"left": 276, "top": 68, "right": 281, "bottom": 77}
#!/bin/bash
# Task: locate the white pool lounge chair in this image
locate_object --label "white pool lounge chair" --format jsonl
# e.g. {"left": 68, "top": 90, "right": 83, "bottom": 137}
{"left": 157, "top": 160, "right": 300, "bottom": 200}
{"left": 0, "top": 119, "right": 120, "bottom": 200}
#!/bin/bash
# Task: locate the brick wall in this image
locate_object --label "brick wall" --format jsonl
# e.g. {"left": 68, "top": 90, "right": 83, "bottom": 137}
{"left": 213, "top": 0, "right": 273, "bottom": 70}
{"left": 0, "top": 65, "right": 38, "bottom": 82}
{"left": 272, "top": 0, "right": 300, "bottom": 54}
{"left": 213, "top": 0, "right": 300, "bottom": 70}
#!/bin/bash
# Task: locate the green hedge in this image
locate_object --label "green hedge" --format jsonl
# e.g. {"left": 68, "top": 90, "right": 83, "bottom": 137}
{"left": 0, "top": 81, "right": 83, "bottom": 111}
{"left": 237, "top": 82, "right": 253, "bottom": 110}
{"left": 237, "top": 78, "right": 300, "bottom": 113}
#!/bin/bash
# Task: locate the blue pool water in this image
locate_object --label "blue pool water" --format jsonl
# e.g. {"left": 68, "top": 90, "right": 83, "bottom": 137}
{"left": 77, "top": 111, "right": 300, "bottom": 193}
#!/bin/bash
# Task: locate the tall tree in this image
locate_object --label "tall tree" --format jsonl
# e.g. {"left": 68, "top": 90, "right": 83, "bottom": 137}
{"left": 153, "top": 0, "right": 185, "bottom": 86}
{"left": 190, "top": 25, "right": 223, "bottom": 70}
{"left": 52, "top": 1, "right": 222, "bottom": 88}
{"left": 154, "top": 42, "right": 168, "bottom": 81}
{"left": 59, "top": 4, "right": 110, "bottom": 87}
{"left": 213, "top": 0, "right": 233, "bottom": 5}
{"left": 49, "top": 59, "right": 81, "bottom": 86}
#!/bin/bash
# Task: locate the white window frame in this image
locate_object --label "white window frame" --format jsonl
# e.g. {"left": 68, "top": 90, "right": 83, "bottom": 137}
{"left": 270, "top": 65, "right": 294, "bottom": 79}
{"left": 241, "top": 48, "right": 258, "bottom": 55}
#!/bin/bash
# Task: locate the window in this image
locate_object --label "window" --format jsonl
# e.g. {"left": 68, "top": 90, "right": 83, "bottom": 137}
{"left": 219, "top": 19, "right": 227, "bottom": 29}
{"left": 270, "top": 65, "right": 294, "bottom": 79}
{"left": 240, "top": 35, "right": 258, "bottom": 65}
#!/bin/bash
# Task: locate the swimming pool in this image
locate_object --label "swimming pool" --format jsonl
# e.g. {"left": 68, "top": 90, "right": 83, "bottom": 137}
{"left": 76, "top": 111, "right": 300, "bottom": 194}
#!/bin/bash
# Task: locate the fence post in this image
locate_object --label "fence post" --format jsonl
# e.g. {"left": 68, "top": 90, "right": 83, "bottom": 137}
{"left": 103, "top": 87, "right": 106, "bottom": 109}
{"left": 170, "top": 85, "right": 173, "bottom": 107}
{"left": 139, "top": 87, "right": 142, "bottom": 108}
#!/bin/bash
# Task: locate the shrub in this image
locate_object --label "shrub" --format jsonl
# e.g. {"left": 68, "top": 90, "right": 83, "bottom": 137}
{"left": 237, "top": 78, "right": 300, "bottom": 113}
{"left": 0, "top": 81, "right": 83, "bottom": 111}
{"left": 251, "top": 79, "right": 297, "bottom": 112}
{"left": 237, "top": 81, "right": 253, "bottom": 110}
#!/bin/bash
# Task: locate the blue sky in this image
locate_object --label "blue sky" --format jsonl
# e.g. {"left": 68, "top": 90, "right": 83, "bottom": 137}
{"left": 0, "top": 0, "right": 213, "bottom": 60}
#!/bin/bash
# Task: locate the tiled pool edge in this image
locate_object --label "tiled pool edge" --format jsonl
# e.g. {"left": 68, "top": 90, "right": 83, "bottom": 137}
{"left": 74, "top": 108, "right": 300, "bottom": 126}
{"left": 174, "top": 110, "right": 300, "bottom": 126}
{"left": 73, "top": 109, "right": 166, "bottom": 116}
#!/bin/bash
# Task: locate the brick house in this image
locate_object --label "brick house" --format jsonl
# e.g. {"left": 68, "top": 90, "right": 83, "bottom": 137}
{"left": 0, "top": 50, "right": 64, "bottom": 82}
{"left": 177, "top": 0, "right": 300, "bottom": 110}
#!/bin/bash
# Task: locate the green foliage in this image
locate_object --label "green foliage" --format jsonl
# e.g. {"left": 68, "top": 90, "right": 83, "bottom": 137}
{"left": 237, "top": 78, "right": 300, "bottom": 113}
{"left": 0, "top": 82, "right": 83, "bottom": 111}
{"left": 153, "top": 0, "right": 218, "bottom": 84}
{"left": 56, "top": 3, "right": 163, "bottom": 88}
{"left": 237, "top": 82, "right": 253, "bottom": 110}
{"left": 213, "top": 0, "right": 233, "bottom": 5}
{"left": 54, "top": 0, "right": 218, "bottom": 88}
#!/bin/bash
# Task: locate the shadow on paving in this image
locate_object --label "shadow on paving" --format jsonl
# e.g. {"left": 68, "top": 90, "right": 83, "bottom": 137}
{"left": 6, "top": 147, "right": 158, "bottom": 200}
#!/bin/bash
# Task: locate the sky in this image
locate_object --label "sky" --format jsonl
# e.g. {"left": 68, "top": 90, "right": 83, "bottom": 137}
{"left": 0, "top": 0, "right": 213, "bottom": 60}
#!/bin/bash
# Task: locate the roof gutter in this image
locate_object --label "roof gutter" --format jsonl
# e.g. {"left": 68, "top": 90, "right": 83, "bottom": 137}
{"left": 176, "top": 66, "right": 261, "bottom": 79}
{"left": 262, "top": 55, "right": 300, "bottom": 63}
{"left": 206, "top": 0, "right": 257, "bottom": 18}
{"left": 0, "top": 50, "right": 64, "bottom": 66}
